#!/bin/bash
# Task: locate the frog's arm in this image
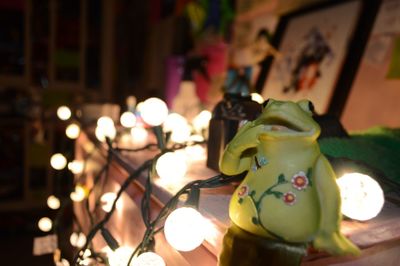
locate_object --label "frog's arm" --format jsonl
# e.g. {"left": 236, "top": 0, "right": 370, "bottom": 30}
{"left": 219, "top": 123, "right": 264, "bottom": 175}
{"left": 219, "top": 148, "right": 252, "bottom": 175}
{"left": 313, "top": 154, "right": 360, "bottom": 256}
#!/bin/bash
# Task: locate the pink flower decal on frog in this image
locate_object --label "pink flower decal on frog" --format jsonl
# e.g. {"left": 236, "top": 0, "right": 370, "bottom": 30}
{"left": 283, "top": 191, "right": 296, "bottom": 205}
{"left": 291, "top": 171, "right": 309, "bottom": 190}
{"left": 238, "top": 184, "right": 249, "bottom": 198}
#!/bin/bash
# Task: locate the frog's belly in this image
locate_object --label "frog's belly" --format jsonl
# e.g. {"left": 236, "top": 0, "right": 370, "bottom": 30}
{"left": 229, "top": 188, "right": 320, "bottom": 242}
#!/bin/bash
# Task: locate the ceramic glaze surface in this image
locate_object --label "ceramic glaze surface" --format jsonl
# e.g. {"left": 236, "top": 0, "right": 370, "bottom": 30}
{"left": 220, "top": 99, "right": 360, "bottom": 256}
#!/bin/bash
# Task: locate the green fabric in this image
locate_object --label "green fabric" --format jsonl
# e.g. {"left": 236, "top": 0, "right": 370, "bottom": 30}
{"left": 319, "top": 127, "right": 400, "bottom": 186}
{"left": 386, "top": 37, "right": 400, "bottom": 79}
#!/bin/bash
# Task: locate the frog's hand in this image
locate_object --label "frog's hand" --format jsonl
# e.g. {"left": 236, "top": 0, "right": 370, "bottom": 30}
{"left": 313, "top": 154, "right": 360, "bottom": 256}
{"left": 313, "top": 231, "right": 360, "bottom": 256}
{"left": 219, "top": 124, "right": 264, "bottom": 175}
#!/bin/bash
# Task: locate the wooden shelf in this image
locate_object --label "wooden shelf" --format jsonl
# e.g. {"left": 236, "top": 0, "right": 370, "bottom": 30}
{"left": 74, "top": 130, "right": 400, "bottom": 265}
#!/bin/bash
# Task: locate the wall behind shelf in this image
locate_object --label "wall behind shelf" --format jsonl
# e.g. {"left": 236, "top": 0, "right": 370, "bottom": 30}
{"left": 341, "top": 0, "right": 400, "bottom": 130}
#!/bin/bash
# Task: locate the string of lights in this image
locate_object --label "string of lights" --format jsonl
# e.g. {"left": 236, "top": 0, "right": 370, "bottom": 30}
{"left": 73, "top": 159, "right": 153, "bottom": 265}
{"left": 38, "top": 96, "right": 391, "bottom": 266}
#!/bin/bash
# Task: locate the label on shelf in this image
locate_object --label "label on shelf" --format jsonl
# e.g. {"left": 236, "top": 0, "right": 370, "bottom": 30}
{"left": 33, "top": 234, "right": 58, "bottom": 256}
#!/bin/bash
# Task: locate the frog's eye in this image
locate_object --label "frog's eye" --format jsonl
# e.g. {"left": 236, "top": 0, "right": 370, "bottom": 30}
{"left": 297, "top": 100, "right": 315, "bottom": 115}
{"left": 262, "top": 99, "right": 271, "bottom": 108}
{"left": 308, "top": 101, "right": 315, "bottom": 113}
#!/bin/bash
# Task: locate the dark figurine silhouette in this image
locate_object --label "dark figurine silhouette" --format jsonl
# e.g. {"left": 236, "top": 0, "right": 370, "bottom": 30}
{"left": 284, "top": 27, "right": 334, "bottom": 93}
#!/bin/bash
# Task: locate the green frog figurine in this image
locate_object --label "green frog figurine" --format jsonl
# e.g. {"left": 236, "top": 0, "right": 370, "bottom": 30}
{"left": 219, "top": 99, "right": 360, "bottom": 266}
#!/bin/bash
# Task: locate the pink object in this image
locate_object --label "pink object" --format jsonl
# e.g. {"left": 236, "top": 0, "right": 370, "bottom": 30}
{"left": 164, "top": 56, "right": 185, "bottom": 108}
{"left": 195, "top": 41, "right": 228, "bottom": 104}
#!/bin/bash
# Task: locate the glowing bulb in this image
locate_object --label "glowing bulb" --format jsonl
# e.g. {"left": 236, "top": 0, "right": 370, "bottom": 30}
{"left": 163, "top": 113, "right": 187, "bottom": 132}
{"left": 120, "top": 111, "right": 137, "bottom": 128}
{"left": 163, "top": 113, "right": 191, "bottom": 143}
{"left": 164, "top": 207, "right": 206, "bottom": 251}
{"left": 189, "top": 134, "right": 205, "bottom": 143}
{"left": 50, "top": 153, "right": 67, "bottom": 170}
{"left": 155, "top": 152, "right": 187, "bottom": 183}
{"left": 96, "top": 116, "right": 117, "bottom": 141}
{"left": 55, "top": 258, "right": 70, "bottom": 266}
{"left": 57, "top": 106, "right": 72, "bottom": 120}
{"left": 95, "top": 124, "right": 117, "bottom": 142}
{"left": 133, "top": 252, "right": 165, "bottom": 266}
{"left": 192, "top": 110, "right": 212, "bottom": 133}
{"left": 100, "top": 192, "right": 122, "bottom": 212}
{"left": 47, "top": 195, "right": 60, "bottom": 210}
{"left": 337, "top": 173, "right": 384, "bottom": 221}
{"left": 70, "top": 232, "right": 86, "bottom": 248}
{"left": 251, "top": 93, "right": 264, "bottom": 104}
{"left": 108, "top": 246, "right": 134, "bottom": 266}
{"left": 79, "top": 249, "right": 92, "bottom": 261}
{"left": 119, "top": 132, "right": 132, "bottom": 144}
{"left": 140, "top": 98, "right": 169, "bottom": 126}
{"left": 185, "top": 145, "right": 206, "bottom": 160}
{"left": 170, "top": 123, "right": 191, "bottom": 143}
{"left": 97, "top": 116, "right": 115, "bottom": 128}
{"left": 68, "top": 160, "right": 84, "bottom": 174}
{"left": 136, "top": 102, "right": 144, "bottom": 113}
{"left": 70, "top": 185, "right": 86, "bottom": 202}
{"left": 38, "top": 217, "right": 52, "bottom": 232}
{"left": 66, "top": 123, "right": 81, "bottom": 139}
{"left": 130, "top": 126, "right": 148, "bottom": 145}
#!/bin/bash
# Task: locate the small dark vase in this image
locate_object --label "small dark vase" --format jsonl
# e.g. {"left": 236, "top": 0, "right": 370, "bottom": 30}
{"left": 207, "top": 93, "right": 262, "bottom": 171}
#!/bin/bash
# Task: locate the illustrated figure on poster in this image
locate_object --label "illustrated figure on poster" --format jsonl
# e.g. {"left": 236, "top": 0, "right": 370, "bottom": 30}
{"left": 284, "top": 27, "right": 334, "bottom": 93}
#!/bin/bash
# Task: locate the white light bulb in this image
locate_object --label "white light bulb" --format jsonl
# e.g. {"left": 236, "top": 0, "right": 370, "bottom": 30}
{"left": 337, "top": 173, "right": 384, "bottom": 221}
{"left": 136, "top": 102, "right": 144, "bottom": 113}
{"left": 189, "top": 134, "right": 205, "bottom": 143}
{"left": 155, "top": 152, "right": 187, "bottom": 183}
{"left": 130, "top": 126, "right": 148, "bottom": 145}
{"left": 97, "top": 116, "right": 115, "bottom": 128}
{"left": 70, "top": 185, "right": 86, "bottom": 202}
{"left": 70, "top": 232, "right": 87, "bottom": 248}
{"left": 68, "top": 160, "right": 84, "bottom": 174}
{"left": 55, "top": 258, "right": 70, "bottom": 266}
{"left": 108, "top": 246, "right": 134, "bottom": 266}
{"left": 38, "top": 217, "right": 52, "bottom": 232}
{"left": 81, "top": 249, "right": 91, "bottom": 259}
{"left": 251, "top": 93, "right": 264, "bottom": 104}
{"left": 140, "top": 98, "right": 169, "bottom": 126}
{"left": 47, "top": 195, "right": 61, "bottom": 210}
{"left": 77, "top": 250, "right": 94, "bottom": 265}
{"left": 164, "top": 207, "right": 206, "bottom": 251}
{"left": 100, "top": 192, "right": 122, "bottom": 212}
{"left": 192, "top": 110, "right": 212, "bottom": 133}
{"left": 133, "top": 252, "right": 165, "bottom": 266}
{"left": 163, "top": 113, "right": 188, "bottom": 132}
{"left": 66, "top": 123, "right": 81, "bottom": 139}
{"left": 50, "top": 153, "right": 67, "bottom": 170}
{"left": 185, "top": 145, "right": 206, "bottom": 160}
{"left": 57, "top": 106, "right": 72, "bottom": 120}
{"left": 95, "top": 124, "right": 117, "bottom": 142}
{"left": 120, "top": 111, "right": 137, "bottom": 128}
{"left": 170, "top": 123, "right": 191, "bottom": 144}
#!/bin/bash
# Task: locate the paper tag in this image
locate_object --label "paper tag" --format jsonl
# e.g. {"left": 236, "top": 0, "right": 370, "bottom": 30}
{"left": 33, "top": 234, "right": 58, "bottom": 256}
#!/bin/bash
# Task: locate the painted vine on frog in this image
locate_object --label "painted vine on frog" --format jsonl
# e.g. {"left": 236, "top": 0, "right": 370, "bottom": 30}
{"left": 237, "top": 168, "right": 313, "bottom": 234}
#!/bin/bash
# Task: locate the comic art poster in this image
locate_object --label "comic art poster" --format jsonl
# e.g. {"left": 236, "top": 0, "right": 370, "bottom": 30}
{"left": 262, "top": 1, "right": 361, "bottom": 114}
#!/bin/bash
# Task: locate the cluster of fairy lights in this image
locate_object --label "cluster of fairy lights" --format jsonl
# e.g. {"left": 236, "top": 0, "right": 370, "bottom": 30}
{"left": 40, "top": 95, "right": 386, "bottom": 266}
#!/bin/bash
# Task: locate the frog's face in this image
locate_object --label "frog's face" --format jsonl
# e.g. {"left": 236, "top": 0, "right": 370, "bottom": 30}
{"left": 255, "top": 99, "right": 320, "bottom": 140}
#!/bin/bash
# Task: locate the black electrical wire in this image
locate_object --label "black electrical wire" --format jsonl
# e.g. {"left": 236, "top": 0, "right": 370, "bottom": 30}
{"left": 72, "top": 159, "right": 153, "bottom": 265}
{"left": 126, "top": 171, "right": 246, "bottom": 265}
{"left": 71, "top": 136, "right": 220, "bottom": 265}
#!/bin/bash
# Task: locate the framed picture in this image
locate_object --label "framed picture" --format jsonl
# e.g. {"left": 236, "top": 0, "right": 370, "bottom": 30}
{"left": 261, "top": 0, "right": 379, "bottom": 115}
